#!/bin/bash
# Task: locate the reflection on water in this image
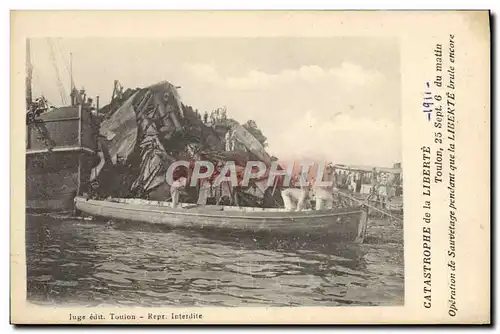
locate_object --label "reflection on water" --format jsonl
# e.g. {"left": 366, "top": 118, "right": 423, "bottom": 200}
{"left": 26, "top": 214, "right": 404, "bottom": 307}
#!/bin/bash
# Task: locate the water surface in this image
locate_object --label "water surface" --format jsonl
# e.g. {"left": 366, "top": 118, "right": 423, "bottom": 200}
{"left": 26, "top": 214, "right": 404, "bottom": 307}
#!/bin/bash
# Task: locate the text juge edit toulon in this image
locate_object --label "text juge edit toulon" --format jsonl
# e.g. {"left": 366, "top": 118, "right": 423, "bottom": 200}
{"left": 69, "top": 312, "right": 203, "bottom": 321}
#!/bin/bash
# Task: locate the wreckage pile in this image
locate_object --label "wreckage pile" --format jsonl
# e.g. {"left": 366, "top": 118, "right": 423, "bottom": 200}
{"left": 91, "top": 80, "right": 283, "bottom": 208}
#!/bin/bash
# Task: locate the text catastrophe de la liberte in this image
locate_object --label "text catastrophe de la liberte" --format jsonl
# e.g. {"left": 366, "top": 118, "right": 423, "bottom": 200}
{"left": 420, "top": 34, "right": 458, "bottom": 317}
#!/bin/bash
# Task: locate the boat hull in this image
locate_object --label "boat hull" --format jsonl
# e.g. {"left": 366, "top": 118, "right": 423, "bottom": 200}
{"left": 75, "top": 197, "right": 368, "bottom": 243}
{"left": 26, "top": 106, "right": 99, "bottom": 212}
{"left": 26, "top": 156, "right": 94, "bottom": 212}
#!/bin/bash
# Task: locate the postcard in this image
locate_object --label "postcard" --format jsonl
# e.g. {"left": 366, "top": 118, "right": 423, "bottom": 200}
{"left": 10, "top": 10, "right": 490, "bottom": 324}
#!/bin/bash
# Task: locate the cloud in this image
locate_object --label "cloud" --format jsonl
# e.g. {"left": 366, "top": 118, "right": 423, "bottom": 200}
{"left": 174, "top": 62, "right": 399, "bottom": 166}
{"left": 183, "top": 61, "right": 383, "bottom": 91}
{"left": 271, "top": 111, "right": 400, "bottom": 166}
{"left": 179, "top": 62, "right": 399, "bottom": 166}
{"left": 184, "top": 63, "right": 220, "bottom": 84}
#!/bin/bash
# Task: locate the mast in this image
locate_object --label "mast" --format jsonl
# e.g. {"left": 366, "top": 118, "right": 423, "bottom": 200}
{"left": 70, "top": 52, "right": 74, "bottom": 102}
{"left": 70, "top": 52, "right": 74, "bottom": 105}
{"left": 69, "top": 52, "right": 84, "bottom": 106}
{"left": 25, "top": 38, "right": 33, "bottom": 109}
{"left": 70, "top": 52, "right": 73, "bottom": 90}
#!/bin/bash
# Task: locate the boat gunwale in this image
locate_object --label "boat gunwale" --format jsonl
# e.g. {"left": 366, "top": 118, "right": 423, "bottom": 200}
{"left": 75, "top": 196, "right": 364, "bottom": 221}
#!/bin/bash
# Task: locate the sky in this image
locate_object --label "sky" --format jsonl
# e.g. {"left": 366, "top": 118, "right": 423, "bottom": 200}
{"left": 29, "top": 37, "right": 401, "bottom": 167}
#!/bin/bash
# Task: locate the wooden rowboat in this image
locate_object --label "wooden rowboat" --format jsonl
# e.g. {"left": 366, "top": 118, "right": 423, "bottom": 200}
{"left": 74, "top": 197, "right": 369, "bottom": 243}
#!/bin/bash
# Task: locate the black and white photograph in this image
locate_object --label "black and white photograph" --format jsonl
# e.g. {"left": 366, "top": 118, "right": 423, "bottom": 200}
{"left": 9, "top": 9, "right": 493, "bottom": 326}
{"left": 25, "top": 36, "right": 405, "bottom": 308}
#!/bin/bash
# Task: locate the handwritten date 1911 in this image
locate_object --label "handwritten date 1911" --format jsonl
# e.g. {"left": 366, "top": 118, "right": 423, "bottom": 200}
{"left": 422, "top": 82, "right": 443, "bottom": 123}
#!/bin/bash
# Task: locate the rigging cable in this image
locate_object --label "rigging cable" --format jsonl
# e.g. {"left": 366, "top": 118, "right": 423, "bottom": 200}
{"left": 55, "top": 38, "right": 74, "bottom": 89}
{"left": 46, "top": 38, "right": 68, "bottom": 105}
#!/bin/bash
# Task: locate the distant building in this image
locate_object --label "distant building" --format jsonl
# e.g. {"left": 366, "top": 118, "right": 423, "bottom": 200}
{"left": 334, "top": 163, "right": 403, "bottom": 195}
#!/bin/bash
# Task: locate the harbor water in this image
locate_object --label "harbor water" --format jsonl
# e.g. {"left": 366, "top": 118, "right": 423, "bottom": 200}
{"left": 26, "top": 214, "right": 404, "bottom": 307}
